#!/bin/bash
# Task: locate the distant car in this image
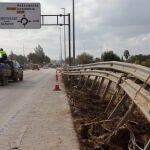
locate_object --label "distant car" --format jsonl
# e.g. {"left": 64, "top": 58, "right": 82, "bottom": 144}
{"left": 7, "top": 60, "right": 23, "bottom": 82}
{"left": 32, "top": 64, "right": 40, "bottom": 70}
{"left": 43, "top": 65, "right": 49, "bottom": 69}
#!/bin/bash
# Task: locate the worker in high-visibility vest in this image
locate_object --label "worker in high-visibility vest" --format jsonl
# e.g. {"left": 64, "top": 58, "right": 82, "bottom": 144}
{"left": 0, "top": 48, "right": 7, "bottom": 61}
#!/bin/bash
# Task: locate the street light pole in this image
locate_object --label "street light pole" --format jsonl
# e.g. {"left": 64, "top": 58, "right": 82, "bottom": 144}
{"left": 68, "top": 13, "right": 71, "bottom": 66}
{"left": 72, "top": 0, "right": 75, "bottom": 65}
{"left": 61, "top": 8, "right": 66, "bottom": 63}
{"left": 59, "top": 27, "right": 62, "bottom": 66}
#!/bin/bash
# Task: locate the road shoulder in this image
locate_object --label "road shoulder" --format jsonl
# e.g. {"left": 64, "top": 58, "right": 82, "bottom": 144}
{"left": 20, "top": 78, "right": 79, "bottom": 150}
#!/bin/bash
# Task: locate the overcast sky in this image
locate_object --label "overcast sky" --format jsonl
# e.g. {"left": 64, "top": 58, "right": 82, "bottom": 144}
{"left": 0, "top": 0, "right": 150, "bottom": 60}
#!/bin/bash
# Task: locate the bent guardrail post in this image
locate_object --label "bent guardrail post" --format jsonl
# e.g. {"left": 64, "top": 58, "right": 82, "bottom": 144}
{"left": 77, "top": 75, "right": 84, "bottom": 87}
{"left": 116, "top": 101, "right": 136, "bottom": 128}
{"left": 91, "top": 76, "right": 98, "bottom": 89}
{"left": 108, "top": 94, "right": 128, "bottom": 119}
{"left": 88, "top": 76, "right": 93, "bottom": 88}
{"left": 96, "top": 77, "right": 101, "bottom": 89}
{"left": 105, "top": 101, "right": 136, "bottom": 144}
{"left": 96, "top": 77, "right": 104, "bottom": 95}
{"left": 82, "top": 75, "right": 90, "bottom": 89}
{"left": 101, "top": 80, "right": 112, "bottom": 101}
{"left": 105, "top": 87, "right": 121, "bottom": 113}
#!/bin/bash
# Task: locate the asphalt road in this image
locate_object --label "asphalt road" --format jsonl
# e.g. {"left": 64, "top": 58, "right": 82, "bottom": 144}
{"left": 0, "top": 68, "right": 79, "bottom": 150}
{"left": 0, "top": 68, "right": 55, "bottom": 134}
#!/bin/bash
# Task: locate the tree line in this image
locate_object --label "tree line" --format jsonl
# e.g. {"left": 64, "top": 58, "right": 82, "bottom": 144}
{"left": 8, "top": 46, "right": 150, "bottom": 68}
{"left": 9, "top": 45, "right": 51, "bottom": 66}
{"left": 65, "top": 50, "right": 150, "bottom": 67}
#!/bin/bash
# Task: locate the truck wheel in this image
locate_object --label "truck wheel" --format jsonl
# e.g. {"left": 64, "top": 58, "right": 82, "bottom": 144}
{"left": 19, "top": 74, "right": 23, "bottom": 81}
{"left": 14, "top": 73, "right": 19, "bottom": 82}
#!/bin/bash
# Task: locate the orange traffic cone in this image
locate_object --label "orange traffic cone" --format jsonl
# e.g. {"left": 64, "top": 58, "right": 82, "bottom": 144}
{"left": 56, "top": 74, "right": 58, "bottom": 81}
{"left": 53, "top": 69, "right": 61, "bottom": 91}
{"left": 54, "top": 81, "right": 61, "bottom": 91}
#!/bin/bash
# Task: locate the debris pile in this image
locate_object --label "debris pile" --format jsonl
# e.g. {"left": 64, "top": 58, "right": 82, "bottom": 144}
{"left": 62, "top": 75, "right": 150, "bottom": 150}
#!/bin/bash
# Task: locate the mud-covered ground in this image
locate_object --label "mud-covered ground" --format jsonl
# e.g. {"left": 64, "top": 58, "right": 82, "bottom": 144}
{"left": 63, "top": 75, "right": 150, "bottom": 150}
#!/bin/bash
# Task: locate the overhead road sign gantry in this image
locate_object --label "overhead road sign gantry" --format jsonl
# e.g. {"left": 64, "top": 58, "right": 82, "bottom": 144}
{"left": 0, "top": 3, "right": 41, "bottom": 29}
{"left": 41, "top": 14, "right": 72, "bottom": 66}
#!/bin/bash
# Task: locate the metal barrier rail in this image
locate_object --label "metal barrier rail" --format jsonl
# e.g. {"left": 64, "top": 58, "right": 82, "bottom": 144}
{"left": 63, "top": 70, "right": 123, "bottom": 83}
{"left": 62, "top": 61, "right": 150, "bottom": 149}
{"left": 66, "top": 61, "right": 150, "bottom": 85}
{"left": 120, "top": 79, "right": 150, "bottom": 122}
{"left": 63, "top": 62, "right": 150, "bottom": 121}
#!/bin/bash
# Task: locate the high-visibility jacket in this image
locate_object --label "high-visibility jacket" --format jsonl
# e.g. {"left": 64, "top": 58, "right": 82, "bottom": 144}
{"left": 0, "top": 50, "right": 7, "bottom": 59}
{"left": 0, "top": 50, "right": 6, "bottom": 55}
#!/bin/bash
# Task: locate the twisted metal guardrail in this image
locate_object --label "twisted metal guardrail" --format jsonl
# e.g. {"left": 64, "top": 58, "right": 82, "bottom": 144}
{"left": 63, "top": 61, "right": 150, "bottom": 150}
{"left": 67, "top": 61, "right": 150, "bottom": 85}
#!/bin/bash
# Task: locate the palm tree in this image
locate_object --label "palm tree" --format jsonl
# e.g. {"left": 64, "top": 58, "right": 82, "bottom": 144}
{"left": 124, "top": 50, "right": 130, "bottom": 62}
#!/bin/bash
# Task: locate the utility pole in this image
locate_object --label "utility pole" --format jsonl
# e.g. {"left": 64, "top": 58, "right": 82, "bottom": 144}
{"left": 72, "top": 0, "right": 75, "bottom": 65}
{"left": 61, "top": 8, "right": 66, "bottom": 63}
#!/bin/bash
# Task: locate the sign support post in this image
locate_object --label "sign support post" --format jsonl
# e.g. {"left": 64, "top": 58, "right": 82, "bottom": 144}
{"left": 41, "top": 14, "right": 72, "bottom": 66}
